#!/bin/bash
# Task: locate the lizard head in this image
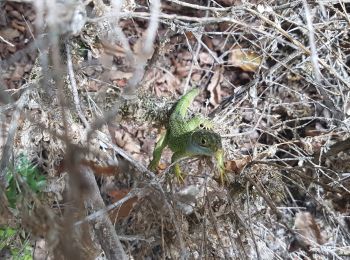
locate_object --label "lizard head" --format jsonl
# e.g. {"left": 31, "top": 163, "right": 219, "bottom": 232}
{"left": 189, "top": 129, "right": 222, "bottom": 156}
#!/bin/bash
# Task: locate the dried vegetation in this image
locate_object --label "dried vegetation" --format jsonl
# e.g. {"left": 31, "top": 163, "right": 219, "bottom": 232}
{"left": 0, "top": 0, "right": 350, "bottom": 259}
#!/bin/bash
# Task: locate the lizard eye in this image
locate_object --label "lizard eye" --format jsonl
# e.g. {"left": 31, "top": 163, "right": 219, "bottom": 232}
{"left": 201, "top": 138, "right": 207, "bottom": 145}
{"left": 199, "top": 123, "right": 204, "bottom": 128}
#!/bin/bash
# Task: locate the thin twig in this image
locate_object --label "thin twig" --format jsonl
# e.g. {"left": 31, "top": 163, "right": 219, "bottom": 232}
{"left": 165, "top": 0, "right": 229, "bottom": 12}
{"left": 302, "top": 0, "right": 321, "bottom": 81}
{"left": 0, "top": 36, "right": 15, "bottom": 47}
{"left": 0, "top": 90, "right": 30, "bottom": 187}
{"left": 66, "top": 43, "right": 90, "bottom": 129}
{"left": 74, "top": 188, "right": 140, "bottom": 226}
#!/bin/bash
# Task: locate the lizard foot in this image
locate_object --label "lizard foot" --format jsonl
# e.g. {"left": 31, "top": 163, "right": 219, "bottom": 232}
{"left": 216, "top": 149, "right": 227, "bottom": 185}
{"left": 148, "top": 160, "right": 158, "bottom": 172}
{"left": 174, "top": 163, "right": 186, "bottom": 183}
{"left": 199, "top": 119, "right": 214, "bottom": 130}
{"left": 219, "top": 171, "right": 227, "bottom": 186}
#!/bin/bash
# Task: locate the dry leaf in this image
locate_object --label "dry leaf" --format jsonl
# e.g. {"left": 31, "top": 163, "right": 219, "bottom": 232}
{"left": 202, "top": 35, "right": 214, "bottom": 50}
{"left": 101, "top": 40, "right": 126, "bottom": 58}
{"left": 0, "top": 28, "right": 20, "bottom": 41}
{"left": 225, "top": 156, "right": 252, "bottom": 173}
{"left": 176, "top": 64, "right": 191, "bottom": 78}
{"left": 86, "top": 81, "right": 99, "bottom": 92}
{"left": 199, "top": 52, "right": 214, "bottom": 65}
{"left": 289, "top": 212, "right": 325, "bottom": 252}
{"left": 110, "top": 70, "right": 133, "bottom": 87}
{"left": 11, "top": 20, "right": 26, "bottom": 32}
{"left": 217, "top": 0, "right": 242, "bottom": 5}
{"left": 123, "top": 132, "right": 141, "bottom": 154}
{"left": 229, "top": 47, "right": 261, "bottom": 72}
{"left": 113, "top": 130, "right": 141, "bottom": 154}
{"left": 207, "top": 68, "right": 223, "bottom": 107}
{"left": 114, "top": 131, "right": 126, "bottom": 147}
{"left": 158, "top": 162, "right": 167, "bottom": 170}
{"left": 256, "top": 145, "right": 277, "bottom": 159}
{"left": 110, "top": 71, "right": 133, "bottom": 81}
{"left": 82, "top": 160, "right": 120, "bottom": 177}
{"left": 184, "top": 31, "right": 195, "bottom": 41}
{"left": 191, "top": 72, "right": 202, "bottom": 82}
{"left": 108, "top": 189, "right": 138, "bottom": 221}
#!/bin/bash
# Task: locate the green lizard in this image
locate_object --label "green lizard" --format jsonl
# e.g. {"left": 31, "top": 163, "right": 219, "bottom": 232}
{"left": 149, "top": 88, "right": 225, "bottom": 183}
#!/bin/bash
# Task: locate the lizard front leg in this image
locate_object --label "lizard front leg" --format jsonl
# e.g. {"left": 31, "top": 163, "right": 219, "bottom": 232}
{"left": 214, "top": 149, "right": 226, "bottom": 185}
{"left": 187, "top": 115, "right": 214, "bottom": 131}
{"left": 171, "top": 149, "right": 225, "bottom": 184}
{"left": 171, "top": 151, "right": 189, "bottom": 183}
{"left": 149, "top": 130, "right": 168, "bottom": 171}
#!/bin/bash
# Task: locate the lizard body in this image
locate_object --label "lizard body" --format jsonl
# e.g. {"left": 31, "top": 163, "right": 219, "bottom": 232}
{"left": 149, "top": 88, "right": 225, "bottom": 183}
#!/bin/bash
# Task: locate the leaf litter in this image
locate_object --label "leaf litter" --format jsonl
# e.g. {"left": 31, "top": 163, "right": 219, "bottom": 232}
{"left": 1, "top": 0, "right": 350, "bottom": 259}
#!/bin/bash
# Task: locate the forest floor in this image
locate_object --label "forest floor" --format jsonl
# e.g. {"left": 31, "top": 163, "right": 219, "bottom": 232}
{"left": 0, "top": 0, "right": 350, "bottom": 259}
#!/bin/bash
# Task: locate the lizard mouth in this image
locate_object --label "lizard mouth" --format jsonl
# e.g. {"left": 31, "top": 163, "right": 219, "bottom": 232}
{"left": 190, "top": 145, "right": 214, "bottom": 156}
{"left": 189, "top": 132, "right": 217, "bottom": 156}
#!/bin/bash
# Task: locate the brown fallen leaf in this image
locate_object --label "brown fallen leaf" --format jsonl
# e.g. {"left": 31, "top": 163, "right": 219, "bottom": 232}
{"left": 158, "top": 162, "right": 167, "bottom": 171}
{"left": 114, "top": 130, "right": 141, "bottom": 154}
{"left": 184, "top": 31, "right": 196, "bottom": 41}
{"left": 110, "top": 71, "right": 133, "bottom": 81}
{"left": 11, "top": 20, "right": 26, "bottom": 33}
{"left": 0, "top": 28, "right": 20, "bottom": 41}
{"left": 56, "top": 159, "right": 120, "bottom": 177}
{"left": 101, "top": 40, "right": 126, "bottom": 58}
{"left": 199, "top": 52, "right": 214, "bottom": 65}
{"left": 229, "top": 47, "right": 261, "bottom": 72}
{"left": 289, "top": 212, "right": 325, "bottom": 252}
{"left": 202, "top": 35, "right": 214, "bottom": 50}
{"left": 123, "top": 132, "right": 141, "bottom": 154}
{"left": 108, "top": 189, "right": 138, "bottom": 221}
{"left": 217, "top": 0, "right": 242, "bottom": 6}
{"left": 82, "top": 160, "right": 120, "bottom": 177}
{"left": 225, "top": 156, "right": 252, "bottom": 173}
{"left": 114, "top": 131, "right": 126, "bottom": 147}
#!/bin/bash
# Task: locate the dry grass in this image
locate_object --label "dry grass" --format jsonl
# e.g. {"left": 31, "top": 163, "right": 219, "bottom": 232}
{"left": 0, "top": 0, "right": 350, "bottom": 259}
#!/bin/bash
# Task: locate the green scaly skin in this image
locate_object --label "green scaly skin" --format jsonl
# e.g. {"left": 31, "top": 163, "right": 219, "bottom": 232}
{"left": 149, "top": 88, "right": 225, "bottom": 183}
